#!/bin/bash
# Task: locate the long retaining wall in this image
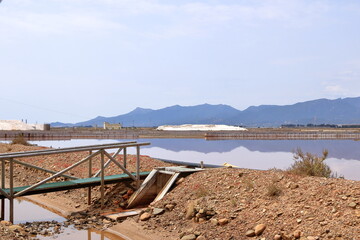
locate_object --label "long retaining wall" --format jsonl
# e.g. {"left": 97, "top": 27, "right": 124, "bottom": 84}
{"left": 205, "top": 132, "right": 360, "bottom": 140}
{"left": 1, "top": 129, "right": 360, "bottom": 140}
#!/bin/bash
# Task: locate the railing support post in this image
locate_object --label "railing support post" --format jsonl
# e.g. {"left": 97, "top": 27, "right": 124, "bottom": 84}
{"left": 9, "top": 158, "right": 14, "bottom": 223}
{"left": 88, "top": 150, "right": 92, "bottom": 205}
{"left": 100, "top": 150, "right": 105, "bottom": 209}
{"left": 136, "top": 146, "right": 140, "bottom": 188}
{"left": 123, "top": 148, "right": 127, "bottom": 169}
{"left": 1, "top": 159, "right": 5, "bottom": 220}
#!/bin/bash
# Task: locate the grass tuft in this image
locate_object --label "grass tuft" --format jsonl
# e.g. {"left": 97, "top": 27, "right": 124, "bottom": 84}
{"left": 11, "top": 135, "right": 32, "bottom": 146}
{"left": 266, "top": 183, "right": 282, "bottom": 197}
{"left": 287, "top": 148, "right": 333, "bottom": 178}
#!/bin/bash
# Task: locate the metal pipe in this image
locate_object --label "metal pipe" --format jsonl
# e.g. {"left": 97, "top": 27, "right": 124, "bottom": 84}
{"left": 14, "top": 151, "right": 101, "bottom": 197}
{"left": 0, "top": 142, "right": 149, "bottom": 160}
{"left": 0, "top": 142, "right": 136, "bottom": 158}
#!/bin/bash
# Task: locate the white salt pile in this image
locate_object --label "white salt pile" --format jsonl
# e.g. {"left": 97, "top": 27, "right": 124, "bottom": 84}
{"left": 0, "top": 120, "right": 45, "bottom": 130}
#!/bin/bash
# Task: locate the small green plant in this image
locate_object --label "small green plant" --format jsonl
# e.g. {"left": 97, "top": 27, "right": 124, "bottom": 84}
{"left": 288, "top": 148, "right": 333, "bottom": 178}
{"left": 266, "top": 183, "right": 282, "bottom": 197}
{"left": 11, "top": 135, "right": 31, "bottom": 146}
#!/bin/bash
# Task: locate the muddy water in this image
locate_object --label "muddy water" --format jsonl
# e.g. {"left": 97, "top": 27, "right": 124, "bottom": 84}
{"left": 5, "top": 199, "right": 125, "bottom": 240}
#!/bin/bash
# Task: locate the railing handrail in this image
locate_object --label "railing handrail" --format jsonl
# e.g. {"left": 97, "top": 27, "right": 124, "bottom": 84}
{"left": 0, "top": 142, "right": 150, "bottom": 159}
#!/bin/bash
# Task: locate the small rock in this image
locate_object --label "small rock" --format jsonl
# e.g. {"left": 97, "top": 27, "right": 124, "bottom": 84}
{"left": 140, "top": 212, "right": 151, "bottom": 221}
{"left": 176, "top": 177, "right": 185, "bottom": 185}
{"left": 274, "top": 234, "right": 282, "bottom": 240}
{"left": 210, "top": 218, "right": 218, "bottom": 226}
{"left": 296, "top": 219, "right": 302, "bottom": 224}
{"left": 152, "top": 208, "right": 165, "bottom": 216}
{"left": 181, "top": 234, "right": 197, "bottom": 240}
{"left": 254, "top": 224, "right": 266, "bottom": 236}
{"left": 197, "top": 236, "right": 206, "bottom": 240}
{"left": 8, "top": 225, "right": 23, "bottom": 231}
{"left": 165, "top": 204, "right": 175, "bottom": 211}
{"left": 218, "top": 218, "right": 229, "bottom": 225}
{"left": 348, "top": 202, "right": 357, "bottom": 209}
{"left": 245, "top": 229, "right": 256, "bottom": 237}
{"left": 293, "top": 230, "right": 301, "bottom": 239}
{"left": 307, "top": 237, "right": 317, "bottom": 240}
{"left": 75, "top": 204, "right": 81, "bottom": 208}
{"left": 0, "top": 220, "right": 11, "bottom": 226}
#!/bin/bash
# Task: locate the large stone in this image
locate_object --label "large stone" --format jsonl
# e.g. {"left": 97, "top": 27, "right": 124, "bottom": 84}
{"left": 140, "top": 212, "right": 151, "bottom": 221}
{"left": 181, "top": 234, "right": 197, "bottom": 240}
{"left": 245, "top": 230, "right": 256, "bottom": 237}
{"left": 254, "top": 224, "right": 266, "bottom": 236}
{"left": 185, "top": 201, "right": 196, "bottom": 219}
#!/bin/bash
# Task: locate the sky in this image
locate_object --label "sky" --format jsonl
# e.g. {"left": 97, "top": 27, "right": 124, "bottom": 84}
{"left": 1, "top": 0, "right": 360, "bottom": 124}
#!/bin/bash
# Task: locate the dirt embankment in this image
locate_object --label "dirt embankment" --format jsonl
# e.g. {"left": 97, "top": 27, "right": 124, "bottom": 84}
{"left": 0, "top": 143, "right": 359, "bottom": 240}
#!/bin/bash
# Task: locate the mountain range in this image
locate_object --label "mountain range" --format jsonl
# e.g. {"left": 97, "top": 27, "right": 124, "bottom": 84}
{"left": 51, "top": 97, "right": 360, "bottom": 127}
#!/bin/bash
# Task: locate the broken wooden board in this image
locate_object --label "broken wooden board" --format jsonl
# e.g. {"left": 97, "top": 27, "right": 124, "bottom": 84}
{"left": 127, "top": 166, "right": 203, "bottom": 208}
{"left": 104, "top": 208, "right": 147, "bottom": 220}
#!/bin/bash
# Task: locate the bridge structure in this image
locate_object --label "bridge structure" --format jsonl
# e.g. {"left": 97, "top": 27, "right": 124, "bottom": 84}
{"left": 0, "top": 141, "right": 150, "bottom": 223}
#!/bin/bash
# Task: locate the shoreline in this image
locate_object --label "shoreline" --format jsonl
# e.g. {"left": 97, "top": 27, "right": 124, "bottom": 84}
{"left": 2, "top": 128, "right": 360, "bottom": 141}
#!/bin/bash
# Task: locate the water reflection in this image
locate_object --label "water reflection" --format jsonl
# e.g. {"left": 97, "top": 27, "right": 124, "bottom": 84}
{"left": 37, "top": 226, "right": 124, "bottom": 240}
{"left": 30, "top": 138, "right": 360, "bottom": 181}
{"left": 3, "top": 199, "right": 124, "bottom": 240}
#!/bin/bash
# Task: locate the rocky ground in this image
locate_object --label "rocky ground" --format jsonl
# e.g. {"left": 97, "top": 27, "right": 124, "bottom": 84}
{"left": 0, "top": 143, "right": 359, "bottom": 240}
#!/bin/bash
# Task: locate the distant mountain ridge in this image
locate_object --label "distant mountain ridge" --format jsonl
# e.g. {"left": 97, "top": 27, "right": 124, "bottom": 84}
{"left": 51, "top": 97, "right": 360, "bottom": 127}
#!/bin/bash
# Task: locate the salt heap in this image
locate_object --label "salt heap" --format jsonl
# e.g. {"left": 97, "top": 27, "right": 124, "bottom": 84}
{"left": 0, "top": 120, "right": 45, "bottom": 130}
{"left": 157, "top": 124, "right": 247, "bottom": 131}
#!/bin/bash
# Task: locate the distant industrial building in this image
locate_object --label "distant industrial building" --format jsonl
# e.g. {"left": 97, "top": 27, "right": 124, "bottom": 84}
{"left": 103, "top": 122, "right": 122, "bottom": 130}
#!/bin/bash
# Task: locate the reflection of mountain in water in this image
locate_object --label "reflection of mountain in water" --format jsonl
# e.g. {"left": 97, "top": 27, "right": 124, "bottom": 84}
{"left": 139, "top": 139, "right": 360, "bottom": 161}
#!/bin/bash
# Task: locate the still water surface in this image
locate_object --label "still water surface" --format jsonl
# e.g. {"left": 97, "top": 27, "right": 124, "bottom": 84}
{"left": 4, "top": 199, "right": 122, "bottom": 240}
{"left": 31, "top": 138, "right": 360, "bottom": 181}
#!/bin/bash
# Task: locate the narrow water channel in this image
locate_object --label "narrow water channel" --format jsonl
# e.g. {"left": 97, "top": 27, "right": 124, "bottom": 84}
{"left": 4, "top": 199, "right": 125, "bottom": 240}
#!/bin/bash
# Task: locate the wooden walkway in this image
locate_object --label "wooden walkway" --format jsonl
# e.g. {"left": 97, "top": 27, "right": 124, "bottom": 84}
{"left": 0, "top": 142, "right": 150, "bottom": 223}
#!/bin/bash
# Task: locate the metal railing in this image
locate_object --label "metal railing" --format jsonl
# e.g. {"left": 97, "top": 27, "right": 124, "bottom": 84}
{"left": 0, "top": 141, "right": 150, "bottom": 223}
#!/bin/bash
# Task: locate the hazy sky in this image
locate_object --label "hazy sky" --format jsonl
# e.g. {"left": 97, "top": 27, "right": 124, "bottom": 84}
{"left": 1, "top": 0, "right": 360, "bottom": 123}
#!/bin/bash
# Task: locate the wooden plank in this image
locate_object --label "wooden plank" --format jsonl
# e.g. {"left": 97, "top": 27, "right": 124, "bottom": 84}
{"left": 104, "top": 208, "right": 146, "bottom": 220}
{"left": 153, "top": 172, "right": 180, "bottom": 202}
{"left": 127, "top": 170, "right": 158, "bottom": 208}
